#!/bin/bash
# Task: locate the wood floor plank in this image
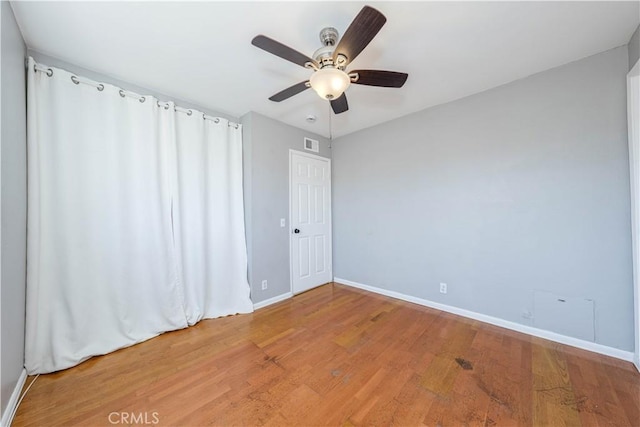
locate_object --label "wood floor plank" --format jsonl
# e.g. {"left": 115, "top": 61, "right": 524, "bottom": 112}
{"left": 532, "top": 341, "right": 583, "bottom": 426}
{"left": 420, "top": 320, "right": 477, "bottom": 396}
{"left": 12, "top": 283, "right": 640, "bottom": 426}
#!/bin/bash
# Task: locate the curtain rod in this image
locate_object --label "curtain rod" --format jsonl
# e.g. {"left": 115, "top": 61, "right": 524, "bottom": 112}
{"left": 32, "top": 62, "right": 240, "bottom": 129}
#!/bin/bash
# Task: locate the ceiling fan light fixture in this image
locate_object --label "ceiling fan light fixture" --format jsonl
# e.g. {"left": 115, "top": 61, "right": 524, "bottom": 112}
{"left": 309, "top": 67, "right": 351, "bottom": 100}
{"left": 252, "top": 6, "right": 407, "bottom": 114}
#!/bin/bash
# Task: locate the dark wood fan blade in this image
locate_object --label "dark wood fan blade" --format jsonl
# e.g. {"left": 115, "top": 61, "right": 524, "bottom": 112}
{"left": 333, "top": 6, "right": 386, "bottom": 66}
{"left": 330, "top": 93, "right": 349, "bottom": 114}
{"left": 350, "top": 70, "right": 408, "bottom": 88}
{"left": 252, "top": 35, "right": 317, "bottom": 68}
{"left": 269, "top": 81, "right": 310, "bottom": 102}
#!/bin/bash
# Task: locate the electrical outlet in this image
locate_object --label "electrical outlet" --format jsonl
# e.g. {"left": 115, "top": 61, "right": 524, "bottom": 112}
{"left": 280, "top": 218, "right": 286, "bottom": 227}
{"left": 439, "top": 283, "right": 447, "bottom": 294}
{"left": 261, "top": 280, "right": 268, "bottom": 290}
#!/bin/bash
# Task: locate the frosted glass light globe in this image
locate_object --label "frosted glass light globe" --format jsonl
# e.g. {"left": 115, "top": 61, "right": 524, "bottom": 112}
{"left": 309, "top": 68, "right": 351, "bottom": 100}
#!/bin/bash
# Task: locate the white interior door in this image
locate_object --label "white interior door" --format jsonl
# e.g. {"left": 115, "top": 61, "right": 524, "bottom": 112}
{"left": 628, "top": 60, "right": 640, "bottom": 372}
{"left": 290, "top": 150, "right": 332, "bottom": 294}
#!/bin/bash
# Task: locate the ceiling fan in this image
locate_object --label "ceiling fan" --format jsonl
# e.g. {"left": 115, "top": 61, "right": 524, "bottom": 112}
{"left": 251, "top": 5, "right": 408, "bottom": 114}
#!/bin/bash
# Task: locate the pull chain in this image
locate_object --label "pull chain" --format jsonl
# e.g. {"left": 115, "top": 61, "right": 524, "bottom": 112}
{"left": 329, "top": 103, "right": 333, "bottom": 148}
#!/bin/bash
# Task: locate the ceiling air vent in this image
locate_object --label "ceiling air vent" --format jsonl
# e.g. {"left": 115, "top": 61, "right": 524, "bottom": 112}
{"left": 304, "top": 137, "right": 319, "bottom": 153}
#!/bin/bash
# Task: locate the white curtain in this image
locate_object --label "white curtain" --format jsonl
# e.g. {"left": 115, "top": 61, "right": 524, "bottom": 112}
{"left": 171, "top": 112, "right": 253, "bottom": 324}
{"left": 25, "top": 58, "right": 253, "bottom": 374}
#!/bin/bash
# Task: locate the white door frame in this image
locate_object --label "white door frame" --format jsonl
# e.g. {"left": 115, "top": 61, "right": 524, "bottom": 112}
{"left": 289, "top": 149, "right": 332, "bottom": 294}
{"left": 628, "top": 60, "right": 640, "bottom": 372}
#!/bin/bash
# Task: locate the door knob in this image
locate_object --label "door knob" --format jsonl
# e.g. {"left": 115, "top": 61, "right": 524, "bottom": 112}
{"left": 294, "top": 229, "right": 300, "bottom": 234}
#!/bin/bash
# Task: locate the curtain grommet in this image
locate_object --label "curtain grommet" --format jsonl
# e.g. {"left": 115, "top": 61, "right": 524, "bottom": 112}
{"left": 97, "top": 84, "right": 104, "bottom": 92}
{"left": 32, "top": 64, "right": 53, "bottom": 77}
{"left": 71, "top": 75, "right": 80, "bottom": 85}
{"left": 119, "top": 90, "right": 126, "bottom": 98}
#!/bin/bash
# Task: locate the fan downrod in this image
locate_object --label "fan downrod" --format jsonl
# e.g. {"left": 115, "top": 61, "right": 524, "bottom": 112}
{"left": 319, "top": 27, "right": 338, "bottom": 46}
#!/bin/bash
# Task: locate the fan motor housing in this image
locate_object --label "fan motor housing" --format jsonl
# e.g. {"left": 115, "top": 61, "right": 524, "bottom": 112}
{"left": 314, "top": 27, "right": 347, "bottom": 70}
{"left": 313, "top": 45, "right": 335, "bottom": 68}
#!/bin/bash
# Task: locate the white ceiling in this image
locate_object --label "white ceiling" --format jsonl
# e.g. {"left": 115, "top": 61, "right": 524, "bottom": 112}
{"left": 11, "top": 1, "right": 640, "bottom": 139}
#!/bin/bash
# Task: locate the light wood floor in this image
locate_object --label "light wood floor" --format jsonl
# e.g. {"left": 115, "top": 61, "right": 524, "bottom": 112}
{"left": 13, "top": 283, "right": 640, "bottom": 426}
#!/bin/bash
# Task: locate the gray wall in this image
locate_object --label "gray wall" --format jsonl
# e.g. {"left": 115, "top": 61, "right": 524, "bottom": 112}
{"left": 1, "top": 0, "right": 27, "bottom": 416}
{"left": 629, "top": 25, "right": 640, "bottom": 70}
{"left": 28, "top": 51, "right": 236, "bottom": 122}
{"left": 332, "top": 46, "right": 633, "bottom": 351}
{"left": 241, "top": 112, "right": 330, "bottom": 304}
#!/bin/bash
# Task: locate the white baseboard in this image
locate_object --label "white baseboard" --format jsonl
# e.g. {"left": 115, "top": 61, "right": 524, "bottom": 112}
{"left": 1, "top": 368, "right": 27, "bottom": 427}
{"left": 334, "top": 277, "right": 635, "bottom": 363}
{"left": 253, "top": 292, "right": 293, "bottom": 310}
